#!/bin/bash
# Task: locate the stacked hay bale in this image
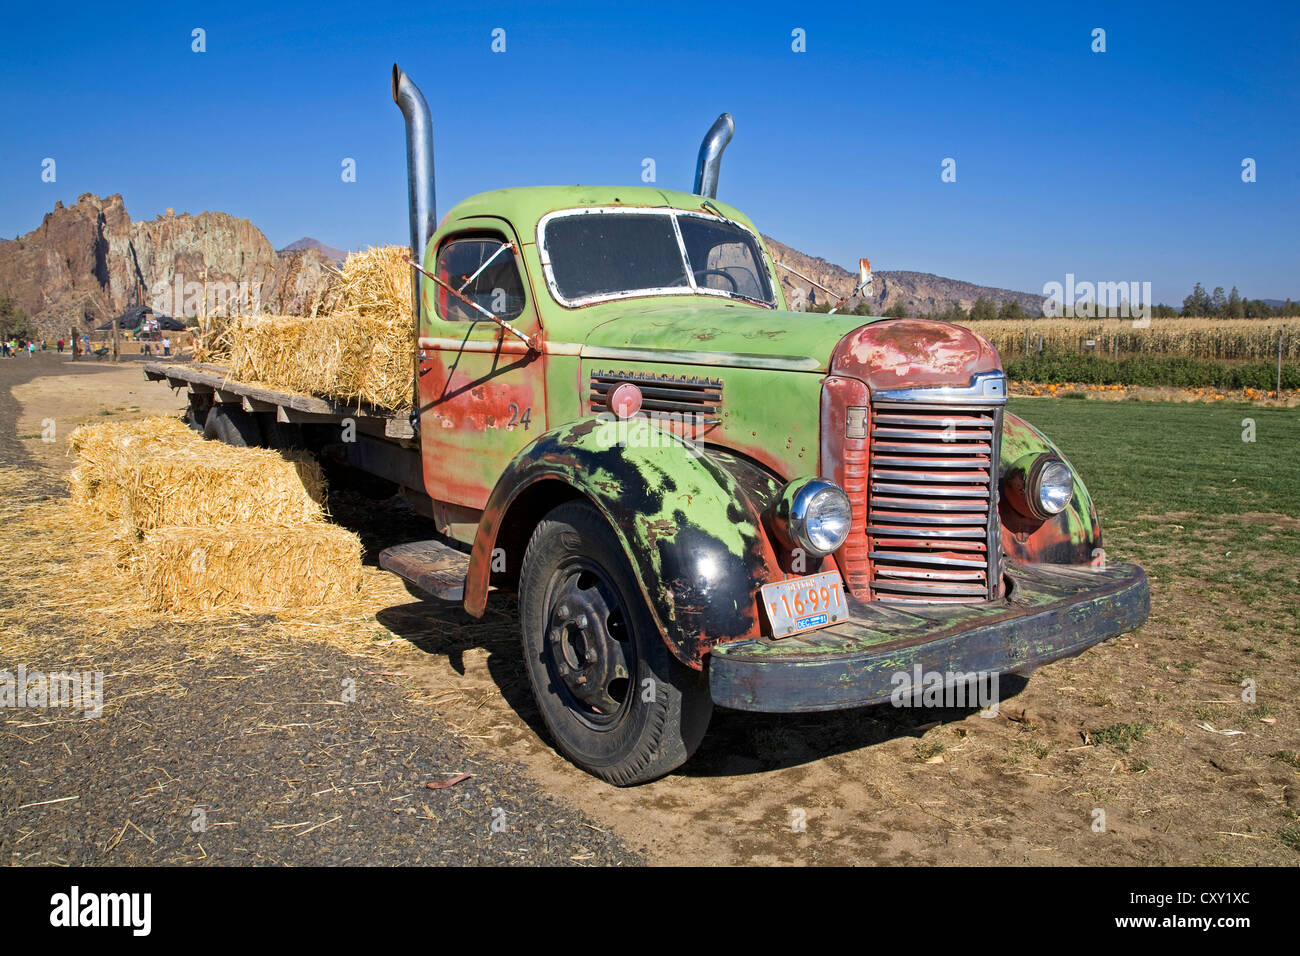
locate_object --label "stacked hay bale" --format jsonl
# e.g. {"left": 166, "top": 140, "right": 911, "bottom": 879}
{"left": 67, "top": 418, "right": 363, "bottom": 614}
{"left": 69, "top": 416, "right": 195, "bottom": 518}
{"left": 218, "top": 246, "right": 413, "bottom": 411}
{"left": 138, "top": 523, "right": 362, "bottom": 613}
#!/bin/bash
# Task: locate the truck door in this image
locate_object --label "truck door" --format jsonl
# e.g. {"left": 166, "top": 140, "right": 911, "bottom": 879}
{"left": 417, "top": 220, "right": 545, "bottom": 517}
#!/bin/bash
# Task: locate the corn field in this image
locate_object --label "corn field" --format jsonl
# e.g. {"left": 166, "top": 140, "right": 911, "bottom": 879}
{"left": 960, "top": 317, "right": 1300, "bottom": 361}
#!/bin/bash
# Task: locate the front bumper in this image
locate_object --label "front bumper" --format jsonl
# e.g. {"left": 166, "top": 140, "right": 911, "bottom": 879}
{"left": 708, "top": 562, "right": 1148, "bottom": 713}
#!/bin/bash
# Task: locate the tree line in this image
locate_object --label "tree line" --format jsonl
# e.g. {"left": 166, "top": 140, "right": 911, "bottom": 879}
{"left": 0, "top": 292, "right": 37, "bottom": 341}
{"left": 804, "top": 297, "right": 1036, "bottom": 321}
{"left": 1165, "top": 283, "right": 1299, "bottom": 319}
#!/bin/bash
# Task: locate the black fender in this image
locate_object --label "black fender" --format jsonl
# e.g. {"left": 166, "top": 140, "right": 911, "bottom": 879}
{"left": 463, "top": 416, "right": 785, "bottom": 668}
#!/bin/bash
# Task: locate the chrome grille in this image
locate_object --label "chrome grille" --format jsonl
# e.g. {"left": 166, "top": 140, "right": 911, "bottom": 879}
{"left": 866, "top": 402, "right": 1002, "bottom": 602}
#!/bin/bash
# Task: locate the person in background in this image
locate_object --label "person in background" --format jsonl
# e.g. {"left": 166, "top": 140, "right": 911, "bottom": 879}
{"left": 162, "top": 336, "right": 171, "bottom": 357}
{"left": 57, "top": 338, "right": 64, "bottom": 353}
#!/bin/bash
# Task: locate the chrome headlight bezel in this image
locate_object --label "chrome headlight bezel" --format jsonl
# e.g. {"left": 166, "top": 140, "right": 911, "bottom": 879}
{"left": 771, "top": 477, "right": 853, "bottom": 558}
{"left": 1005, "top": 453, "right": 1074, "bottom": 520}
{"left": 1034, "top": 458, "right": 1074, "bottom": 516}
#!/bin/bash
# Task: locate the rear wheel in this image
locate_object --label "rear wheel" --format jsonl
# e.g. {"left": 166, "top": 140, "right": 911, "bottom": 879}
{"left": 183, "top": 395, "right": 210, "bottom": 433}
{"left": 518, "top": 501, "right": 712, "bottom": 785}
{"left": 202, "top": 404, "right": 262, "bottom": 447}
{"left": 257, "top": 412, "right": 304, "bottom": 450}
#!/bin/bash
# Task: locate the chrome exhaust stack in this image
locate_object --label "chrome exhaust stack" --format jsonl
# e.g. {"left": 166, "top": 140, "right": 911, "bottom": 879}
{"left": 391, "top": 64, "right": 437, "bottom": 270}
{"left": 391, "top": 64, "right": 436, "bottom": 421}
{"left": 692, "top": 113, "right": 734, "bottom": 199}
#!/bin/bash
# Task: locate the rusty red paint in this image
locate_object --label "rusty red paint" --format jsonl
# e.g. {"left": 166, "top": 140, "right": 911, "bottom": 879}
{"left": 818, "top": 374, "right": 871, "bottom": 598}
{"left": 999, "top": 498, "right": 1101, "bottom": 565}
{"left": 416, "top": 304, "right": 545, "bottom": 507}
{"left": 830, "top": 319, "right": 1001, "bottom": 391}
{"left": 641, "top": 517, "right": 677, "bottom": 547}
{"left": 704, "top": 434, "right": 800, "bottom": 485}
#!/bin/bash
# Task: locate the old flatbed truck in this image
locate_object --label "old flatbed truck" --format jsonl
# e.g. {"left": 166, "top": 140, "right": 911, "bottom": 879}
{"left": 145, "top": 65, "right": 1149, "bottom": 785}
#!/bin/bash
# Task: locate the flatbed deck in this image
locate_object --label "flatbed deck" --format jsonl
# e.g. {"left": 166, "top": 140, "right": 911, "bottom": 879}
{"left": 143, "top": 361, "right": 415, "bottom": 441}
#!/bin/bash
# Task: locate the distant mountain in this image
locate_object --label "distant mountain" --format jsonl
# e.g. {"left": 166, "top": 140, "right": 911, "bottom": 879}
{"left": 763, "top": 237, "right": 1047, "bottom": 317}
{"left": 280, "top": 237, "right": 347, "bottom": 267}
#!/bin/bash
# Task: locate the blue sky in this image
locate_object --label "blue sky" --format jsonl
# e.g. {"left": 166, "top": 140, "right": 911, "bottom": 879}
{"left": 1, "top": 0, "right": 1296, "bottom": 304}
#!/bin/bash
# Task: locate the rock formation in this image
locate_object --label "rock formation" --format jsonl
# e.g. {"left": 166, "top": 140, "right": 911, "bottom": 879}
{"left": 0, "top": 194, "right": 338, "bottom": 340}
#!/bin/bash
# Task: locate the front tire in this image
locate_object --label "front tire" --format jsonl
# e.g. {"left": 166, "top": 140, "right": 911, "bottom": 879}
{"left": 518, "top": 501, "right": 712, "bottom": 785}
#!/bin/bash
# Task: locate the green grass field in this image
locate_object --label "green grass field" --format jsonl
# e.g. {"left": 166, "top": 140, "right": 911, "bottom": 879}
{"left": 1010, "top": 398, "right": 1300, "bottom": 518}
{"left": 1009, "top": 396, "right": 1300, "bottom": 622}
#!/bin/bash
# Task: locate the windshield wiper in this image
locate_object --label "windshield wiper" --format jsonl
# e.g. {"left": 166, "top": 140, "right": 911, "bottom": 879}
{"left": 709, "top": 289, "right": 770, "bottom": 307}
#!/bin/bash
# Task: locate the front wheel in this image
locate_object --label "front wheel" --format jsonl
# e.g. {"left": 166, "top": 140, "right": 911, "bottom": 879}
{"left": 518, "top": 501, "right": 712, "bottom": 785}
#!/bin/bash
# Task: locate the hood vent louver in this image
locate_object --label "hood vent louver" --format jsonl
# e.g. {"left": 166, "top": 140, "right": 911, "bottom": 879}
{"left": 589, "top": 370, "right": 722, "bottom": 421}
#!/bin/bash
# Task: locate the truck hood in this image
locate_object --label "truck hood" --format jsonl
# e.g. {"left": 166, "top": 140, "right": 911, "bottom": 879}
{"left": 578, "top": 301, "right": 1001, "bottom": 388}
{"left": 829, "top": 318, "right": 1002, "bottom": 391}
{"left": 579, "top": 301, "right": 870, "bottom": 373}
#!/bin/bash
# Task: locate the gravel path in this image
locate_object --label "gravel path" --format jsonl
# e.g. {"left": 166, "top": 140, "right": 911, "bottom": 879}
{"left": 0, "top": 355, "right": 639, "bottom": 866}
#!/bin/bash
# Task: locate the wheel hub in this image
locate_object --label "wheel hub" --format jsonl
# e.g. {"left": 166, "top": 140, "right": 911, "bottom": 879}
{"left": 546, "top": 569, "right": 633, "bottom": 720}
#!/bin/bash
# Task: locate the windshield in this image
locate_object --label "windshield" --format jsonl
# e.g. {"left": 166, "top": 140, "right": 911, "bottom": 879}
{"left": 539, "top": 208, "right": 776, "bottom": 308}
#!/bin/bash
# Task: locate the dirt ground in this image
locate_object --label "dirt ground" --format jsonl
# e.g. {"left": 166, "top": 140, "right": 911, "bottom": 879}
{"left": 3, "top": 354, "right": 1297, "bottom": 865}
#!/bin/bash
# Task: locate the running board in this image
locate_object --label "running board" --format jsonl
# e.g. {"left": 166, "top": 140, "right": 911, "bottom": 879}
{"left": 378, "top": 540, "right": 469, "bottom": 601}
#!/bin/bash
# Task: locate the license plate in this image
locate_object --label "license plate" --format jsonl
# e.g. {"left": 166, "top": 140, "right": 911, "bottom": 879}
{"left": 760, "top": 570, "right": 848, "bottom": 638}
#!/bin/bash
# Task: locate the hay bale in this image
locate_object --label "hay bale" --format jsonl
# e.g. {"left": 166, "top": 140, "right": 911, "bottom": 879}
{"left": 67, "top": 418, "right": 327, "bottom": 537}
{"left": 224, "top": 315, "right": 315, "bottom": 391}
{"left": 68, "top": 416, "right": 194, "bottom": 458}
{"left": 116, "top": 443, "right": 327, "bottom": 538}
{"left": 225, "top": 310, "right": 411, "bottom": 410}
{"left": 337, "top": 245, "right": 411, "bottom": 323}
{"left": 67, "top": 417, "right": 197, "bottom": 517}
{"left": 64, "top": 417, "right": 360, "bottom": 617}
{"left": 138, "top": 522, "right": 363, "bottom": 612}
{"left": 222, "top": 245, "right": 414, "bottom": 410}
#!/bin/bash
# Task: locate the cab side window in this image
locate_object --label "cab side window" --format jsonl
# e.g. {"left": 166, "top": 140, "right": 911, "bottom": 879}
{"left": 435, "top": 236, "right": 527, "bottom": 322}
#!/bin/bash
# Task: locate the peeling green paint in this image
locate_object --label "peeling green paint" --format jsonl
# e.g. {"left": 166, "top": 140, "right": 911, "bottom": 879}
{"left": 465, "top": 415, "right": 784, "bottom": 667}
{"left": 1000, "top": 411, "right": 1102, "bottom": 563}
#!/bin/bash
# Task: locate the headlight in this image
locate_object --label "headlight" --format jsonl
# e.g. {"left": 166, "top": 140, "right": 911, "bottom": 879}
{"left": 1005, "top": 454, "right": 1073, "bottom": 520}
{"left": 771, "top": 478, "right": 852, "bottom": 557}
{"left": 1035, "top": 459, "right": 1074, "bottom": 516}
